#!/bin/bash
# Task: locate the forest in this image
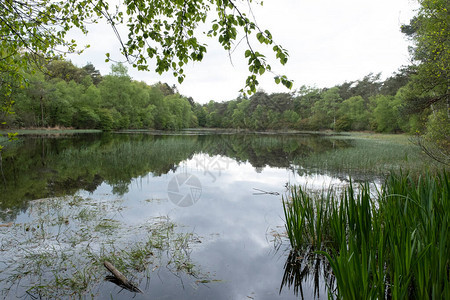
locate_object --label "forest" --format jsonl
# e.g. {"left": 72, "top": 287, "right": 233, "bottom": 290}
{"left": 0, "top": 61, "right": 197, "bottom": 131}
{"left": 0, "top": 59, "right": 445, "bottom": 142}
{"left": 0, "top": 60, "right": 437, "bottom": 134}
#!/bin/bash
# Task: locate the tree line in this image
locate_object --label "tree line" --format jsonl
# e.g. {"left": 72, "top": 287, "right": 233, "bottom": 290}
{"left": 1, "top": 60, "right": 197, "bottom": 130}
{"left": 194, "top": 71, "right": 415, "bottom": 133}
{"left": 0, "top": 59, "right": 440, "bottom": 136}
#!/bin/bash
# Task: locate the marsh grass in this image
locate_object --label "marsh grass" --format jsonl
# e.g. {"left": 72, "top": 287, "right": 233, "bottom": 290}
{"left": 283, "top": 170, "right": 450, "bottom": 299}
{"left": 0, "top": 196, "right": 207, "bottom": 299}
{"left": 296, "top": 133, "right": 436, "bottom": 177}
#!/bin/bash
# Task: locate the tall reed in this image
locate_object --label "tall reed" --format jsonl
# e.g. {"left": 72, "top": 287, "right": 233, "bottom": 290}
{"left": 283, "top": 170, "right": 450, "bottom": 299}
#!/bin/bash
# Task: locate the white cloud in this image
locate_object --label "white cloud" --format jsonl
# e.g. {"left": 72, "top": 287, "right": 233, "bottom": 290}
{"left": 67, "top": 0, "right": 418, "bottom": 103}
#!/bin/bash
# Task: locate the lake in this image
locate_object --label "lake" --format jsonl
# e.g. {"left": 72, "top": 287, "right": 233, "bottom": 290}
{"left": 0, "top": 131, "right": 428, "bottom": 299}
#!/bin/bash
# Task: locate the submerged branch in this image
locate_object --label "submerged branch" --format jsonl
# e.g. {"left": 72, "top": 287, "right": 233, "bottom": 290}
{"left": 252, "top": 188, "right": 280, "bottom": 195}
{"left": 103, "top": 261, "right": 143, "bottom": 293}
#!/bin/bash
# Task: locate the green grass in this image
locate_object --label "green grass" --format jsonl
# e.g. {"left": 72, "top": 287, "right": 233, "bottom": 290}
{"left": 283, "top": 170, "right": 450, "bottom": 299}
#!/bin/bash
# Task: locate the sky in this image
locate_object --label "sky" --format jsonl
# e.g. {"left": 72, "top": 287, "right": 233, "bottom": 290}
{"left": 68, "top": 0, "right": 419, "bottom": 104}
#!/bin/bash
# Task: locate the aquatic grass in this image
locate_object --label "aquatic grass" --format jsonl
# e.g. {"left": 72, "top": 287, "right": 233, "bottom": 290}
{"left": 282, "top": 187, "right": 335, "bottom": 251}
{"left": 0, "top": 196, "right": 208, "bottom": 299}
{"left": 295, "top": 134, "right": 436, "bottom": 177}
{"left": 283, "top": 170, "right": 450, "bottom": 299}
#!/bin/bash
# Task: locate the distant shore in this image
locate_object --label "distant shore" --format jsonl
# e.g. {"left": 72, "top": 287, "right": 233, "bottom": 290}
{"left": 1, "top": 127, "right": 411, "bottom": 138}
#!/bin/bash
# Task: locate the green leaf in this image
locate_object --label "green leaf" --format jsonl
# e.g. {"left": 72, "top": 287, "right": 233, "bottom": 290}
{"left": 259, "top": 67, "right": 265, "bottom": 75}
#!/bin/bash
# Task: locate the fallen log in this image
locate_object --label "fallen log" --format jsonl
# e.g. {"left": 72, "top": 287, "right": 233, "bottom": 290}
{"left": 103, "top": 261, "right": 143, "bottom": 293}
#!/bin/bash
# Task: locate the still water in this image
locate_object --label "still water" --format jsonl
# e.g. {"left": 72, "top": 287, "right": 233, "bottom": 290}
{"left": 0, "top": 132, "right": 391, "bottom": 299}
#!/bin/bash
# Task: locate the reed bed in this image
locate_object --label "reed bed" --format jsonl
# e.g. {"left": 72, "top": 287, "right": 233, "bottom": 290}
{"left": 283, "top": 170, "right": 449, "bottom": 299}
{"left": 295, "top": 134, "right": 435, "bottom": 176}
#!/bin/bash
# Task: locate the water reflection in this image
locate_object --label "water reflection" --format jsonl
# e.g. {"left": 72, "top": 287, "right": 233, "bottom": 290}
{"left": 0, "top": 133, "right": 352, "bottom": 220}
{"left": 280, "top": 249, "right": 334, "bottom": 299}
{"left": 0, "top": 132, "right": 385, "bottom": 299}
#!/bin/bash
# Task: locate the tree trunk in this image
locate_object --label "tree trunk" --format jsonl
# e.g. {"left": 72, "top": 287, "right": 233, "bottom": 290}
{"left": 40, "top": 95, "right": 44, "bottom": 126}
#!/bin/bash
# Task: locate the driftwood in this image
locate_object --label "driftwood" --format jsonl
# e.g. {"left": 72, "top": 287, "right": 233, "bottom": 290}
{"left": 103, "top": 261, "right": 143, "bottom": 293}
{"left": 252, "top": 188, "right": 280, "bottom": 196}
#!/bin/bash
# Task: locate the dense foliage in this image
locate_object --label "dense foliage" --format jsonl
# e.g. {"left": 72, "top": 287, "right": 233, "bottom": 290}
{"left": 0, "top": 60, "right": 438, "bottom": 135}
{"left": 0, "top": 0, "right": 292, "bottom": 149}
{"left": 1, "top": 61, "right": 196, "bottom": 130}
{"left": 400, "top": 0, "right": 449, "bottom": 163}
{"left": 195, "top": 71, "right": 416, "bottom": 132}
{"left": 0, "top": 59, "right": 418, "bottom": 133}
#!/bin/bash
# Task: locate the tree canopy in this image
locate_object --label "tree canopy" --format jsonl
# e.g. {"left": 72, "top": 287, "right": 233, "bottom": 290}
{"left": 401, "top": 0, "right": 449, "bottom": 112}
{"left": 0, "top": 0, "right": 292, "bottom": 94}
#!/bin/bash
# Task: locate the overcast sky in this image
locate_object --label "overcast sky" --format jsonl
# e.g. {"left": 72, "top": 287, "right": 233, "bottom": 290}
{"left": 68, "top": 0, "right": 418, "bottom": 104}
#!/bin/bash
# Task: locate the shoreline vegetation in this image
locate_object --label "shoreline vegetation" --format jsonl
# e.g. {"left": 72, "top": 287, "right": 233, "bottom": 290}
{"left": 0, "top": 127, "right": 409, "bottom": 136}
{"left": 283, "top": 170, "right": 450, "bottom": 299}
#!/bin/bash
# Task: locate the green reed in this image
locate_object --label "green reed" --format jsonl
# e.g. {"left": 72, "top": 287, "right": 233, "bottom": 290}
{"left": 283, "top": 170, "right": 449, "bottom": 299}
{"left": 296, "top": 134, "right": 435, "bottom": 176}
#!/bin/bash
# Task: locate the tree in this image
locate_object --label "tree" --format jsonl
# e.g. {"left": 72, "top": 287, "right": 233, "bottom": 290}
{"left": 371, "top": 95, "right": 402, "bottom": 133}
{"left": 380, "top": 67, "right": 412, "bottom": 96}
{"left": 293, "top": 86, "right": 321, "bottom": 127}
{"left": 46, "top": 59, "right": 85, "bottom": 83}
{"left": 232, "top": 98, "right": 250, "bottom": 129}
{"left": 311, "top": 87, "right": 342, "bottom": 130}
{"left": 194, "top": 104, "right": 207, "bottom": 127}
{"left": 401, "top": 0, "right": 448, "bottom": 112}
{"left": 1, "top": 0, "right": 291, "bottom": 95}
{"left": 337, "top": 73, "right": 382, "bottom": 101}
{"left": 401, "top": 0, "right": 449, "bottom": 163}
{"left": 281, "top": 110, "right": 299, "bottom": 128}
{"left": 48, "top": 80, "right": 77, "bottom": 126}
{"left": 82, "top": 63, "right": 102, "bottom": 85}
{"left": 1, "top": 0, "right": 88, "bottom": 134}
{"left": 251, "top": 104, "right": 268, "bottom": 130}
{"left": 337, "top": 96, "right": 370, "bottom": 131}
{"left": 98, "top": 64, "right": 133, "bottom": 127}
